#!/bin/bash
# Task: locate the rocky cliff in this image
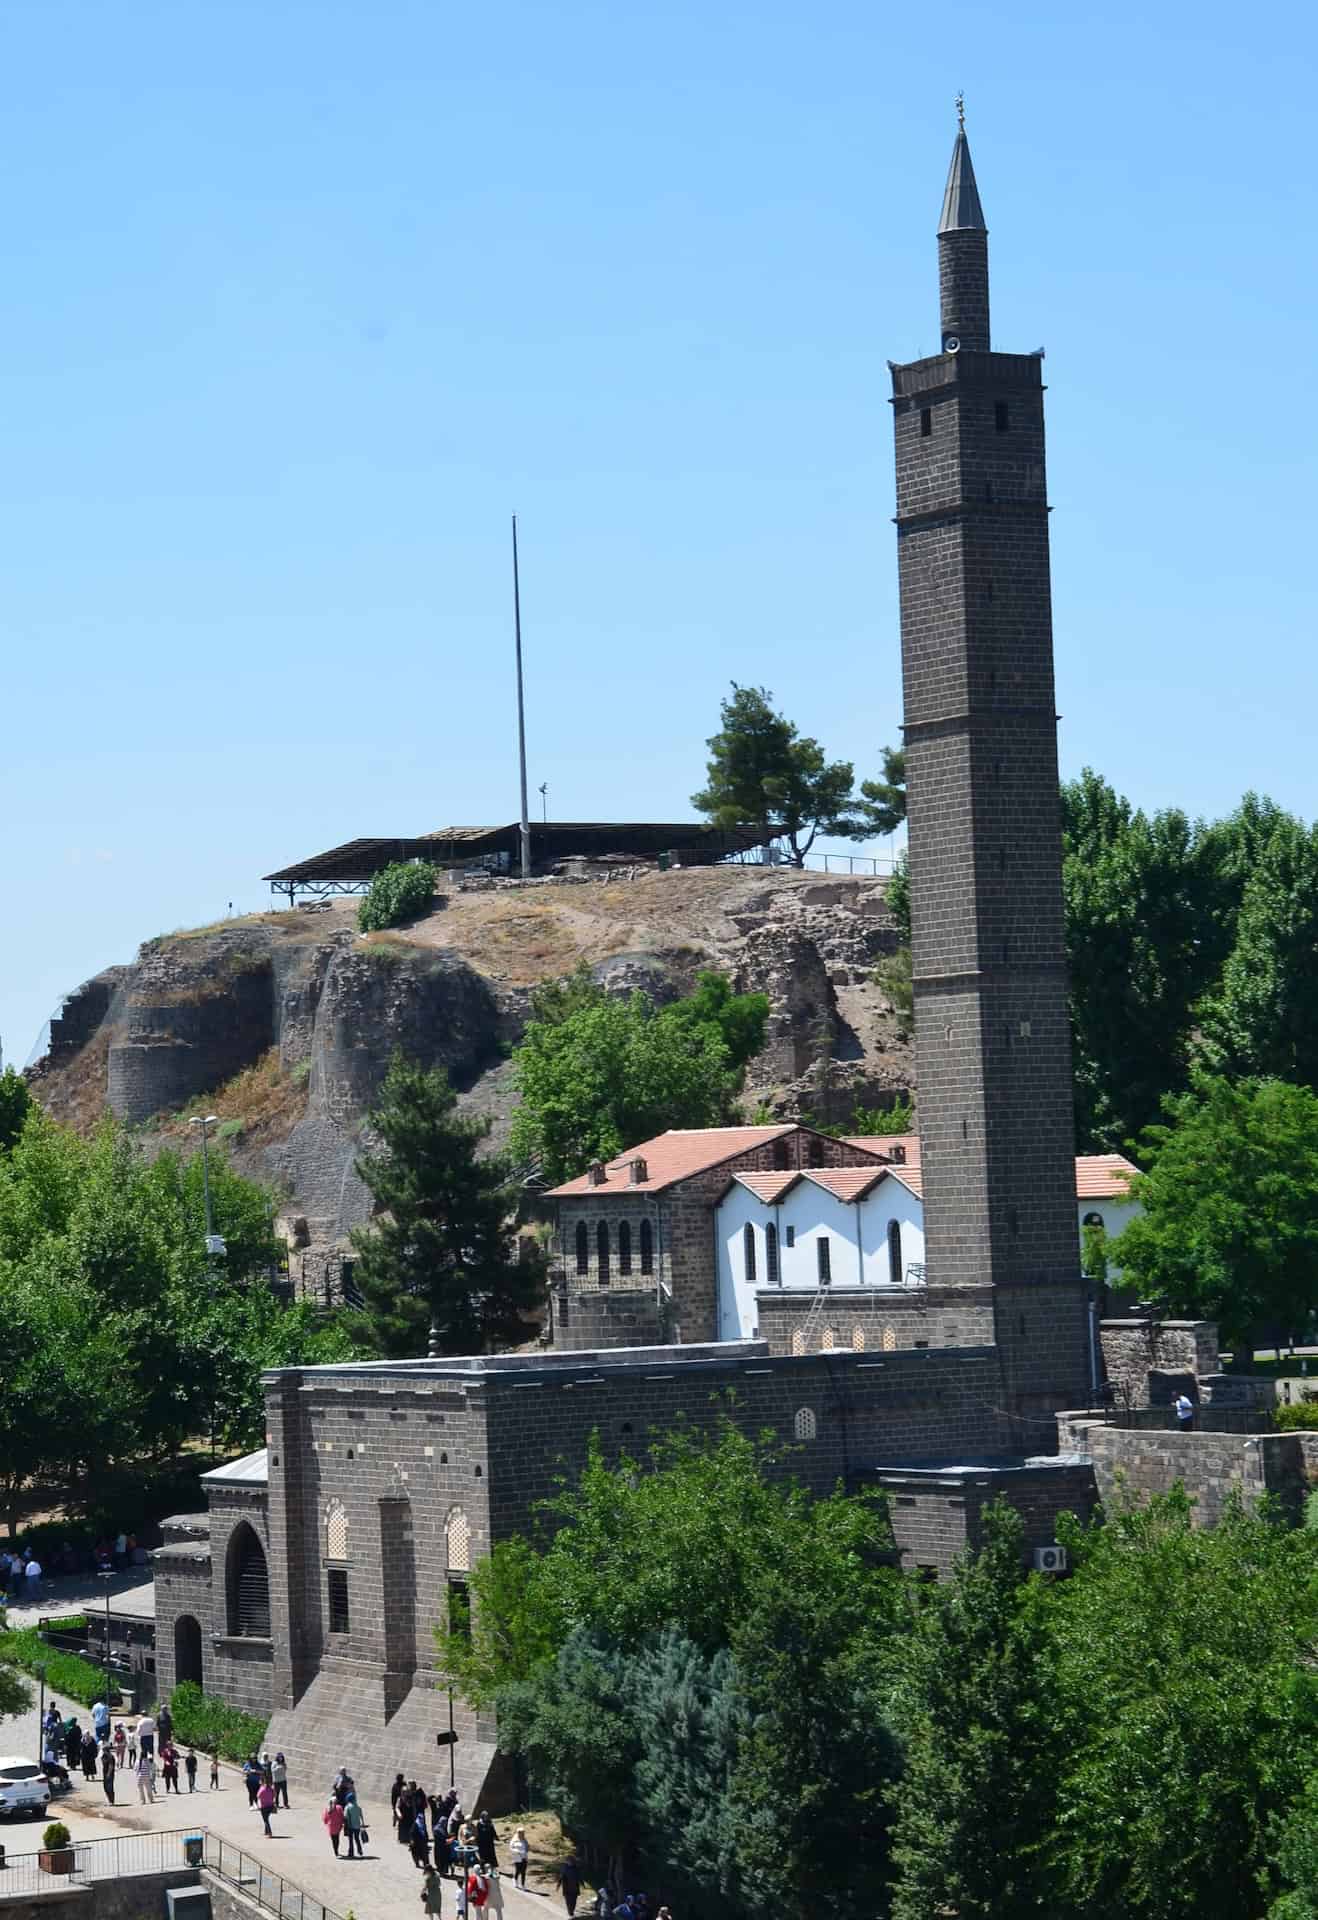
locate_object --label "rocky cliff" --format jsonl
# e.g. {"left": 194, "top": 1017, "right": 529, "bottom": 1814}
{"left": 29, "top": 866, "right": 911, "bottom": 1248}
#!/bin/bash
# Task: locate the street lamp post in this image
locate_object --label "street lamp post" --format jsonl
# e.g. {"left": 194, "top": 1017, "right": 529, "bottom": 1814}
{"left": 35, "top": 1663, "right": 46, "bottom": 1769}
{"left": 188, "top": 1115, "right": 226, "bottom": 1259}
{"left": 96, "top": 1568, "right": 113, "bottom": 1708}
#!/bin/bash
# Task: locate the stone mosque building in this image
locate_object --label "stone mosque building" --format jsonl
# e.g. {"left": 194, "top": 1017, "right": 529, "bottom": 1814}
{"left": 154, "top": 119, "right": 1223, "bottom": 1809}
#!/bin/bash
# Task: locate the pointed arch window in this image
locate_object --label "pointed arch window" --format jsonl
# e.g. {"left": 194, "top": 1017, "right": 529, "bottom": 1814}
{"left": 639, "top": 1219, "right": 654, "bottom": 1275}
{"left": 888, "top": 1219, "right": 904, "bottom": 1286}
{"left": 325, "top": 1500, "right": 348, "bottom": 1563}
{"left": 618, "top": 1221, "right": 632, "bottom": 1276}
{"left": 744, "top": 1223, "right": 757, "bottom": 1286}
{"left": 766, "top": 1223, "right": 780, "bottom": 1287}
{"left": 597, "top": 1222, "right": 610, "bottom": 1284}
{"left": 446, "top": 1507, "right": 471, "bottom": 1573}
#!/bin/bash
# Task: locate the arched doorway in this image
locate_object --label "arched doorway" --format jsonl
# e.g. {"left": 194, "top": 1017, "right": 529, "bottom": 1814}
{"left": 174, "top": 1614, "right": 203, "bottom": 1687}
{"left": 226, "top": 1524, "right": 271, "bottom": 1637}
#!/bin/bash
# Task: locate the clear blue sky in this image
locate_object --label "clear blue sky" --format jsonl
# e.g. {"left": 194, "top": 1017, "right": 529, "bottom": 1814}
{"left": 5, "top": 0, "right": 1317, "bottom": 1065}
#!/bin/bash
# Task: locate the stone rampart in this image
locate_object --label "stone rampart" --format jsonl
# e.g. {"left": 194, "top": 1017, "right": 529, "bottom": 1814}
{"left": 755, "top": 1283, "right": 994, "bottom": 1356}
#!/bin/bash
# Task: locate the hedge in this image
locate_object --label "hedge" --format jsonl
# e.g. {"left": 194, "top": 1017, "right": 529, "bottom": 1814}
{"left": 170, "top": 1680, "right": 268, "bottom": 1763}
{"left": 1275, "top": 1400, "right": 1318, "bottom": 1430}
{"left": 0, "top": 1624, "right": 110, "bottom": 1707}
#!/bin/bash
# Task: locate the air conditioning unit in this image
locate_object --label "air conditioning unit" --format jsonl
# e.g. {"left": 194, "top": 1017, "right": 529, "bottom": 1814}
{"left": 1033, "top": 1544, "right": 1067, "bottom": 1576}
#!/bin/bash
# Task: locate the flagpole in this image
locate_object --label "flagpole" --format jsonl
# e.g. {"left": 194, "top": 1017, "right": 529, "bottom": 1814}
{"left": 513, "top": 515, "right": 531, "bottom": 881}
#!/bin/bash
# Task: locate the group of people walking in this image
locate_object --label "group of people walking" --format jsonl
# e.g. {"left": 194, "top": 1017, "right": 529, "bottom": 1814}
{"left": 41, "top": 1698, "right": 219, "bottom": 1808}
{"left": 242, "top": 1749, "right": 291, "bottom": 1836}
{"left": 321, "top": 1767, "right": 368, "bottom": 1856}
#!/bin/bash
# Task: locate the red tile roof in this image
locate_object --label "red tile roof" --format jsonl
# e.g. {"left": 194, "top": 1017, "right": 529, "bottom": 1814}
{"left": 1075, "top": 1153, "right": 1139, "bottom": 1199}
{"left": 844, "top": 1137, "right": 1136, "bottom": 1200}
{"left": 548, "top": 1126, "right": 799, "bottom": 1197}
{"left": 732, "top": 1167, "right": 898, "bottom": 1204}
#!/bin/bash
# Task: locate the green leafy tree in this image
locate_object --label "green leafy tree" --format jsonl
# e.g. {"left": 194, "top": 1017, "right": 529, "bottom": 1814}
{"left": 358, "top": 859, "right": 437, "bottom": 932}
{"left": 1114, "top": 1076, "right": 1318, "bottom": 1346}
{"left": 509, "top": 969, "right": 768, "bottom": 1184}
{"left": 1062, "top": 769, "right": 1227, "bottom": 1149}
{"left": 888, "top": 1503, "right": 1058, "bottom": 1920}
{"left": 1271, "top": 1774, "right": 1318, "bottom": 1918}
{"left": 1198, "top": 812, "right": 1318, "bottom": 1089}
{"left": 0, "top": 1608, "right": 34, "bottom": 1718}
{"left": 0, "top": 1068, "right": 31, "bottom": 1155}
{"left": 1046, "top": 1491, "right": 1318, "bottom": 1920}
{"left": 854, "top": 743, "right": 907, "bottom": 838}
{"left": 351, "top": 1055, "right": 543, "bottom": 1357}
{"left": 692, "top": 683, "right": 861, "bottom": 864}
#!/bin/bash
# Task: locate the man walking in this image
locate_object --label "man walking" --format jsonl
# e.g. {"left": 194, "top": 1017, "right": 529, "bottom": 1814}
{"left": 1174, "top": 1391, "right": 1196, "bottom": 1433}
{"left": 101, "top": 1743, "right": 117, "bottom": 1805}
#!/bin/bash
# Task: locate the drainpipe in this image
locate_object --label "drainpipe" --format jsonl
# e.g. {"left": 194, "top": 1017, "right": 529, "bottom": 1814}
{"left": 854, "top": 1202, "right": 865, "bottom": 1288}
{"left": 1086, "top": 1290, "right": 1099, "bottom": 1402}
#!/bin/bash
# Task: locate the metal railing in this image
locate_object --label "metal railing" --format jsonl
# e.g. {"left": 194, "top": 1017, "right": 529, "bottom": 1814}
{"left": 0, "top": 1829, "right": 344, "bottom": 1920}
{"left": 205, "top": 1834, "right": 346, "bottom": 1920}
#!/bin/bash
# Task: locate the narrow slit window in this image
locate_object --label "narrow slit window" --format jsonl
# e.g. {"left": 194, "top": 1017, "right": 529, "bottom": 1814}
{"left": 888, "top": 1218, "right": 903, "bottom": 1285}
{"left": 327, "top": 1568, "right": 350, "bottom": 1635}
{"left": 817, "top": 1236, "right": 832, "bottom": 1286}
{"left": 785, "top": 1224, "right": 796, "bottom": 1249}
{"left": 766, "top": 1223, "right": 780, "bottom": 1286}
{"left": 743, "top": 1223, "right": 757, "bottom": 1286}
{"left": 920, "top": 408, "right": 932, "bottom": 438}
{"left": 995, "top": 401, "right": 1009, "bottom": 432}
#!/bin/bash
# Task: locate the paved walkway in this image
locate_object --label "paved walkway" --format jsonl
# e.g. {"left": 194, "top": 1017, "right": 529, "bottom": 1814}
{"left": 2, "top": 1683, "right": 569, "bottom": 1920}
{"left": 2, "top": 1568, "right": 155, "bottom": 1628}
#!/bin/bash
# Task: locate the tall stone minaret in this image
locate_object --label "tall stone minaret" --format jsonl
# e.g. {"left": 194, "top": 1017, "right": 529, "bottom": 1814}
{"left": 890, "top": 107, "right": 1090, "bottom": 1423}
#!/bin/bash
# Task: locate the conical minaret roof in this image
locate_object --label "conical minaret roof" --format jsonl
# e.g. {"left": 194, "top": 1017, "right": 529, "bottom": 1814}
{"left": 938, "top": 117, "right": 986, "bottom": 234}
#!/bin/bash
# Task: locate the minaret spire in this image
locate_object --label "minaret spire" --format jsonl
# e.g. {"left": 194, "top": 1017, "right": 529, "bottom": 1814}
{"left": 937, "top": 99, "right": 990, "bottom": 350}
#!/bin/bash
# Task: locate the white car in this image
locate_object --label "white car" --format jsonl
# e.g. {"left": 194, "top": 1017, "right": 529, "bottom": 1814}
{"left": 0, "top": 1756, "right": 51, "bottom": 1819}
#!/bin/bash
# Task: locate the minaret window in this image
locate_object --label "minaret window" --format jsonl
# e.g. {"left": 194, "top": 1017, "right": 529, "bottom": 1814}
{"left": 995, "top": 401, "right": 1010, "bottom": 432}
{"left": 920, "top": 408, "right": 932, "bottom": 438}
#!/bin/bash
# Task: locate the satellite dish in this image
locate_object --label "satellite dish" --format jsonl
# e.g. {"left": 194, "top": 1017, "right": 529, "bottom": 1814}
{"left": 943, "top": 335, "right": 961, "bottom": 353}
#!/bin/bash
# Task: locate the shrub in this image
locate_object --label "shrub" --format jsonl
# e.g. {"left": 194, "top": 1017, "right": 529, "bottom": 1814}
{"left": 0, "top": 1625, "right": 109, "bottom": 1706}
{"left": 42, "top": 1822, "right": 71, "bottom": 1850}
{"left": 217, "top": 1119, "right": 243, "bottom": 1142}
{"left": 170, "top": 1679, "right": 268, "bottom": 1763}
{"left": 358, "top": 861, "right": 437, "bottom": 933}
{"left": 1275, "top": 1401, "right": 1318, "bottom": 1430}
{"left": 40, "top": 1615, "right": 88, "bottom": 1634}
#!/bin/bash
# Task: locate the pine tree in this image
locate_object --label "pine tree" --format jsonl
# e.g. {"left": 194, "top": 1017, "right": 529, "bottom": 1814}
{"left": 889, "top": 1503, "right": 1058, "bottom": 1920}
{"left": 351, "top": 1055, "right": 544, "bottom": 1357}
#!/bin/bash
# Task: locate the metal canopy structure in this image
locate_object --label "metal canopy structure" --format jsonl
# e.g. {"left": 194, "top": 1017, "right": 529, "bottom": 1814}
{"left": 262, "top": 821, "right": 765, "bottom": 904}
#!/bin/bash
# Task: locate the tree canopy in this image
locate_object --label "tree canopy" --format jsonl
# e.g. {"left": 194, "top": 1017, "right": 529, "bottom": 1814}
{"left": 1109, "top": 1076, "right": 1318, "bottom": 1344}
{"left": 0, "top": 1105, "right": 354, "bottom": 1529}
{"left": 509, "top": 968, "right": 768, "bottom": 1185}
{"left": 855, "top": 744, "right": 907, "bottom": 838}
{"left": 351, "top": 1054, "right": 544, "bottom": 1357}
{"left": 691, "top": 683, "right": 862, "bottom": 864}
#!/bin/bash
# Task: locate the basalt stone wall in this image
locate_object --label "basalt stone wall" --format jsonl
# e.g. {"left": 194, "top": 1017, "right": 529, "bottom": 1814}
{"left": 1099, "top": 1319, "right": 1220, "bottom": 1408}
{"left": 260, "top": 1367, "right": 503, "bottom": 1813}
{"left": 46, "top": 967, "right": 128, "bottom": 1062}
{"left": 311, "top": 947, "right": 500, "bottom": 1128}
{"left": 755, "top": 1284, "right": 994, "bottom": 1356}
{"left": 107, "top": 946, "right": 275, "bottom": 1126}
{"left": 870, "top": 1460, "right": 1098, "bottom": 1577}
{"left": 0, "top": 1869, "right": 203, "bottom": 1920}
{"left": 551, "top": 1283, "right": 668, "bottom": 1351}
{"left": 1064, "top": 1420, "right": 1306, "bottom": 1528}
{"left": 203, "top": 1487, "right": 274, "bottom": 1720}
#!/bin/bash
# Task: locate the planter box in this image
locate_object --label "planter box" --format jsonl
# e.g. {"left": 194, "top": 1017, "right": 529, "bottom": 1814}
{"left": 40, "top": 1848, "right": 75, "bottom": 1875}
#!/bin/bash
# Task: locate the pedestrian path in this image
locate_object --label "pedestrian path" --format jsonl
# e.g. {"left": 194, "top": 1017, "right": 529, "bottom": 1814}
{"left": 3, "top": 1684, "right": 562, "bottom": 1920}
